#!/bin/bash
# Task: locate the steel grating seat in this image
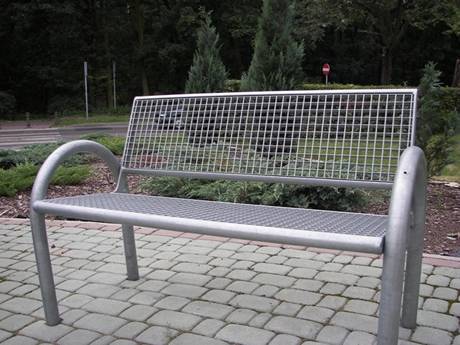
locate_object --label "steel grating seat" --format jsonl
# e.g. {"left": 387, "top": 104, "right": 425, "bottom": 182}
{"left": 34, "top": 193, "right": 387, "bottom": 253}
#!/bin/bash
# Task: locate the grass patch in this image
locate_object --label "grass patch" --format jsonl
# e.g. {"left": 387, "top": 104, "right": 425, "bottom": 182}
{"left": 80, "top": 133, "right": 125, "bottom": 155}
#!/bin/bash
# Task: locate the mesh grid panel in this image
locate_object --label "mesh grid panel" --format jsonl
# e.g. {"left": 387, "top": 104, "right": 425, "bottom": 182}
{"left": 41, "top": 193, "right": 388, "bottom": 237}
{"left": 122, "top": 90, "right": 416, "bottom": 182}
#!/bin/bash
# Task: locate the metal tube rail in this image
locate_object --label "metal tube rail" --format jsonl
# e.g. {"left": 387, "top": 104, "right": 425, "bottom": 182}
{"left": 377, "top": 146, "right": 426, "bottom": 345}
{"left": 30, "top": 140, "right": 121, "bottom": 325}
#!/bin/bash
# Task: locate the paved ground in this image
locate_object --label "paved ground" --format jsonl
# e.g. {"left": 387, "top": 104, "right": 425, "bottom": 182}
{"left": 0, "top": 218, "right": 458, "bottom": 345}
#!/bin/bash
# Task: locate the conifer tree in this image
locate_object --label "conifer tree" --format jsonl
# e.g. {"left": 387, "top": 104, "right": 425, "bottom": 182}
{"left": 241, "top": 0, "right": 304, "bottom": 91}
{"left": 185, "top": 15, "right": 227, "bottom": 93}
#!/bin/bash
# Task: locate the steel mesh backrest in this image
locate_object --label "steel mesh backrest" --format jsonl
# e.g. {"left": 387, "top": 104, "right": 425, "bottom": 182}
{"left": 122, "top": 90, "right": 417, "bottom": 183}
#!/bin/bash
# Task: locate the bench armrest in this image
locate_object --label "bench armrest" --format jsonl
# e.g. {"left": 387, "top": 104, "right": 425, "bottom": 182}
{"left": 30, "top": 140, "right": 121, "bottom": 205}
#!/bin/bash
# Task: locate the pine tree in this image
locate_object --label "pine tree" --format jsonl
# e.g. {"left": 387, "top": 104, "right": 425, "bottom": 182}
{"left": 185, "top": 15, "right": 227, "bottom": 93}
{"left": 241, "top": 0, "right": 304, "bottom": 91}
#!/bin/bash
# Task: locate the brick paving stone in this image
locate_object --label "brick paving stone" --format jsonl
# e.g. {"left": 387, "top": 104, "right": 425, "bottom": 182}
{"left": 265, "top": 316, "right": 322, "bottom": 339}
{"left": 74, "top": 313, "right": 127, "bottom": 334}
{"left": 343, "top": 331, "right": 376, "bottom": 345}
{"left": 1, "top": 297, "right": 42, "bottom": 314}
{"left": 342, "top": 286, "right": 376, "bottom": 300}
{"left": 162, "top": 283, "right": 207, "bottom": 298}
{"left": 168, "top": 272, "right": 211, "bottom": 286}
{"left": 331, "top": 312, "right": 378, "bottom": 333}
{"left": 217, "top": 324, "right": 275, "bottom": 345}
{"left": 0, "top": 329, "right": 11, "bottom": 342}
{"left": 449, "top": 302, "right": 460, "bottom": 316}
{"left": 77, "top": 283, "right": 120, "bottom": 298}
{"left": 208, "top": 267, "right": 231, "bottom": 277}
{"left": 317, "top": 296, "right": 347, "bottom": 309}
{"left": 316, "top": 325, "right": 349, "bottom": 345}
{"left": 110, "top": 288, "right": 139, "bottom": 302}
{"left": 450, "top": 278, "right": 460, "bottom": 289}
{"left": 433, "top": 266, "right": 460, "bottom": 278}
{"left": 275, "top": 289, "right": 322, "bottom": 305}
{"left": 253, "top": 285, "right": 279, "bottom": 298}
{"left": 232, "top": 252, "right": 269, "bottom": 262}
{"left": 423, "top": 298, "right": 449, "bottom": 313}
{"left": 148, "top": 310, "right": 201, "bottom": 331}
{"left": 333, "top": 255, "right": 353, "bottom": 264}
{"left": 248, "top": 313, "right": 272, "bottom": 328}
{"left": 297, "top": 306, "right": 335, "bottom": 323}
{"left": 171, "top": 262, "right": 212, "bottom": 274}
{"left": 56, "top": 280, "right": 88, "bottom": 292}
{"left": 208, "top": 258, "right": 236, "bottom": 267}
{"left": 268, "top": 334, "right": 301, "bottom": 345}
{"left": 237, "top": 244, "right": 259, "bottom": 252}
{"left": 273, "top": 302, "right": 302, "bottom": 316}
{"left": 90, "top": 335, "right": 116, "bottom": 345}
{"left": 226, "top": 269, "right": 257, "bottom": 280}
{"left": 175, "top": 254, "right": 212, "bottom": 264}
{"left": 315, "top": 271, "right": 359, "bottom": 285}
{"left": 230, "top": 294, "right": 279, "bottom": 312}
{"left": 321, "top": 263, "right": 343, "bottom": 272}
{"left": 344, "top": 300, "right": 378, "bottom": 315}
{"left": 60, "top": 294, "right": 94, "bottom": 308}
{"left": 226, "top": 308, "right": 257, "bottom": 324}
{"left": 341, "top": 264, "right": 381, "bottom": 277}
{"left": 114, "top": 321, "right": 148, "bottom": 339}
{"left": 432, "top": 287, "right": 458, "bottom": 300}
{"left": 226, "top": 281, "right": 259, "bottom": 293}
{"left": 412, "top": 326, "right": 452, "bottom": 345}
{"left": 111, "top": 340, "right": 137, "bottom": 345}
{"left": 292, "top": 279, "right": 324, "bottom": 292}
{"left": 82, "top": 298, "right": 131, "bottom": 316}
{"left": 193, "top": 319, "right": 226, "bottom": 337}
{"left": 178, "top": 245, "right": 213, "bottom": 255}
{"left": 135, "top": 326, "right": 178, "bottom": 345}
{"left": 419, "top": 284, "right": 434, "bottom": 297}
{"left": 426, "top": 274, "right": 450, "bottom": 287}
{"left": 183, "top": 301, "right": 234, "bottom": 319}
{"left": 155, "top": 295, "right": 190, "bottom": 310}
{"left": 253, "top": 263, "right": 292, "bottom": 275}
{"left": 0, "top": 335, "right": 38, "bottom": 345}
{"left": 119, "top": 304, "right": 157, "bottom": 321}
{"left": 57, "top": 329, "right": 101, "bottom": 345}
{"left": 206, "top": 277, "right": 232, "bottom": 289}
{"left": 209, "top": 249, "right": 235, "bottom": 258}
{"left": 319, "top": 283, "right": 346, "bottom": 295}
{"left": 287, "top": 268, "right": 317, "bottom": 279}
{"left": 417, "top": 310, "right": 458, "bottom": 331}
{"left": 202, "top": 290, "right": 236, "bottom": 304}
{"left": 0, "top": 314, "right": 35, "bottom": 332}
{"left": 19, "top": 320, "right": 73, "bottom": 342}
{"left": 251, "top": 274, "right": 295, "bottom": 288}
{"left": 265, "top": 256, "right": 288, "bottom": 264}
{"left": 284, "top": 259, "right": 324, "bottom": 270}
{"left": 150, "top": 259, "right": 176, "bottom": 270}
{"left": 0, "top": 281, "right": 22, "bottom": 293}
{"left": 60, "top": 309, "right": 88, "bottom": 325}
{"left": 129, "top": 291, "right": 163, "bottom": 305}
{"left": 454, "top": 335, "right": 460, "bottom": 345}
{"left": 170, "top": 333, "right": 228, "bottom": 345}
{"left": 231, "top": 260, "right": 255, "bottom": 270}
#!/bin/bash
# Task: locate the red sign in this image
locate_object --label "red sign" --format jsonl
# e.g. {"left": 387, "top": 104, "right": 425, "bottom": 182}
{"left": 322, "top": 63, "right": 330, "bottom": 75}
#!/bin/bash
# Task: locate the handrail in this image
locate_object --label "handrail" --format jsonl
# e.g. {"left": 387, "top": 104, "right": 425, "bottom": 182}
{"left": 30, "top": 140, "right": 120, "bottom": 204}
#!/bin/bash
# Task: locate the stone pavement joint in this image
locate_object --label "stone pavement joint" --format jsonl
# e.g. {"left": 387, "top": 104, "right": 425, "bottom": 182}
{"left": 0, "top": 217, "right": 459, "bottom": 345}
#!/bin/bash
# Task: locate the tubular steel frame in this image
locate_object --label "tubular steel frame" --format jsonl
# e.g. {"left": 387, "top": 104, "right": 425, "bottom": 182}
{"left": 29, "top": 90, "right": 426, "bottom": 345}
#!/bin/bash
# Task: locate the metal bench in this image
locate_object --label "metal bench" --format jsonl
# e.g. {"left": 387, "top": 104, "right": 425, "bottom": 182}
{"left": 30, "top": 89, "right": 426, "bottom": 345}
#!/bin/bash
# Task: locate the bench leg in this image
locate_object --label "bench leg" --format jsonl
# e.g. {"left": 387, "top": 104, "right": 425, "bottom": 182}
{"left": 377, "top": 226, "right": 408, "bottom": 344}
{"left": 122, "top": 224, "right": 139, "bottom": 280}
{"left": 401, "top": 210, "right": 425, "bottom": 329}
{"left": 30, "top": 211, "right": 61, "bottom": 325}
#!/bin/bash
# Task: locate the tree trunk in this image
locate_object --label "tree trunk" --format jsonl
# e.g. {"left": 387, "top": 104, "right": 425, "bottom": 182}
{"left": 452, "top": 59, "right": 460, "bottom": 87}
{"left": 380, "top": 47, "right": 393, "bottom": 84}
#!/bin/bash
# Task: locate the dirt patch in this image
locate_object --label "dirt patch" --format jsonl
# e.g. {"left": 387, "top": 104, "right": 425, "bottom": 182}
{"left": 1, "top": 163, "right": 459, "bottom": 256}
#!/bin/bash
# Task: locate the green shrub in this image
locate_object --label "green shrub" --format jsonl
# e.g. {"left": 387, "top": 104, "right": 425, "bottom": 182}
{"left": 51, "top": 165, "right": 91, "bottom": 185}
{"left": 0, "top": 143, "right": 89, "bottom": 169}
{"left": 80, "top": 133, "right": 125, "bottom": 155}
{"left": 0, "top": 92, "right": 16, "bottom": 120}
{"left": 0, "top": 163, "right": 91, "bottom": 197}
{"left": 141, "top": 177, "right": 365, "bottom": 211}
{"left": 0, "top": 163, "right": 38, "bottom": 196}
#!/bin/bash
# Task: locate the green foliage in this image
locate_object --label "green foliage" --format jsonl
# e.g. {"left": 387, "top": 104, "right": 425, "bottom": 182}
{"left": 0, "top": 163, "right": 90, "bottom": 197}
{"left": 224, "top": 79, "right": 242, "bottom": 92}
{"left": 418, "top": 63, "right": 459, "bottom": 175}
{"left": 241, "top": 0, "right": 304, "bottom": 91}
{"left": 0, "top": 143, "right": 89, "bottom": 169}
{"left": 0, "top": 92, "right": 16, "bottom": 120}
{"left": 185, "top": 15, "right": 228, "bottom": 93}
{"left": 51, "top": 165, "right": 91, "bottom": 185}
{"left": 141, "top": 177, "right": 365, "bottom": 211}
{"left": 440, "top": 134, "right": 460, "bottom": 179}
{"left": 80, "top": 134, "right": 125, "bottom": 155}
{"left": 0, "top": 163, "right": 38, "bottom": 197}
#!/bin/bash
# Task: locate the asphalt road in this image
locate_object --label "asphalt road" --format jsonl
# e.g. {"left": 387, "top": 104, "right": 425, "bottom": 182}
{"left": 0, "top": 123, "right": 128, "bottom": 149}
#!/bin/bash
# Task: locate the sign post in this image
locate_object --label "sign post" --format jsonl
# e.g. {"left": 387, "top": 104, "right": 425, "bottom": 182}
{"left": 113, "top": 61, "right": 117, "bottom": 110}
{"left": 84, "top": 61, "right": 89, "bottom": 119}
{"left": 322, "top": 63, "right": 330, "bottom": 85}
